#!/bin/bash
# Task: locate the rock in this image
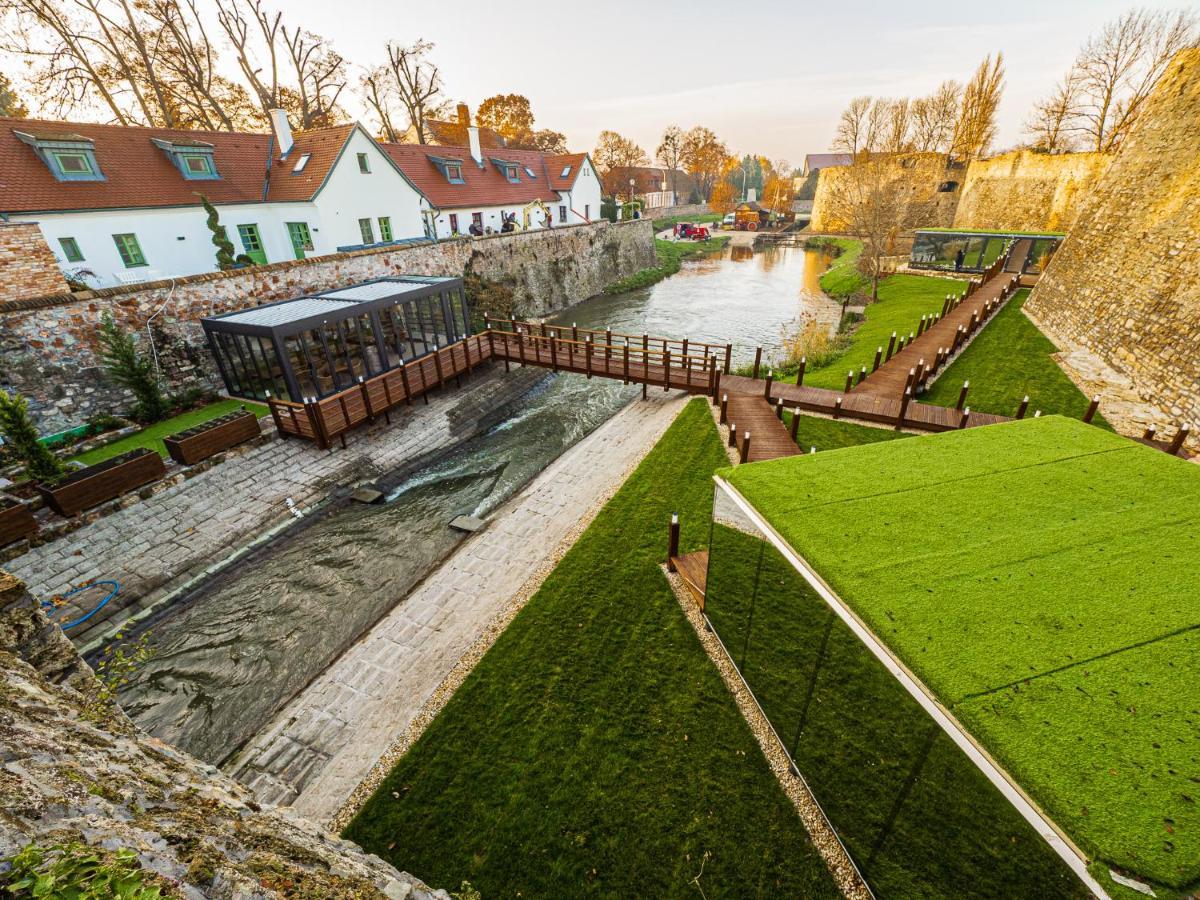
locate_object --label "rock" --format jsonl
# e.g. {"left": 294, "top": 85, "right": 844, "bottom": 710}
{"left": 448, "top": 515, "right": 486, "bottom": 533}
{"left": 351, "top": 487, "right": 385, "bottom": 504}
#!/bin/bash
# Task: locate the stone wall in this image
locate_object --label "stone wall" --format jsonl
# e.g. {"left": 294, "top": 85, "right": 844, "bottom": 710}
{"left": 952, "top": 149, "right": 1112, "bottom": 233}
{"left": 0, "top": 570, "right": 450, "bottom": 898}
{"left": 0, "top": 222, "right": 69, "bottom": 300}
{"left": 810, "top": 152, "right": 961, "bottom": 236}
{"left": 0, "top": 219, "right": 654, "bottom": 434}
{"left": 1026, "top": 49, "right": 1200, "bottom": 437}
{"left": 646, "top": 202, "right": 711, "bottom": 222}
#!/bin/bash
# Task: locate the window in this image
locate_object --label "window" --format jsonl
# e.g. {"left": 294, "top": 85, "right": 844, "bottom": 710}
{"left": 181, "top": 153, "right": 216, "bottom": 178}
{"left": 52, "top": 151, "right": 93, "bottom": 176}
{"left": 560, "top": 165, "right": 572, "bottom": 178}
{"left": 59, "top": 237, "right": 84, "bottom": 262}
{"left": 357, "top": 152, "right": 370, "bottom": 174}
{"left": 293, "top": 153, "right": 311, "bottom": 173}
{"left": 14, "top": 131, "right": 105, "bottom": 182}
{"left": 449, "top": 213, "right": 459, "bottom": 234}
{"left": 584, "top": 204, "right": 590, "bottom": 221}
{"left": 558, "top": 205, "right": 567, "bottom": 223}
{"left": 112, "top": 233, "right": 146, "bottom": 268}
{"left": 471, "top": 212, "right": 483, "bottom": 229}
{"left": 445, "top": 163, "right": 463, "bottom": 182}
{"left": 583, "top": 166, "right": 590, "bottom": 176}
{"left": 524, "top": 166, "right": 536, "bottom": 178}
{"left": 358, "top": 218, "right": 375, "bottom": 244}
{"left": 505, "top": 165, "right": 519, "bottom": 183}
{"left": 378, "top": 217, "right": 392, "bottom": 241}
{"left": 237, "top": 224, "right": 267, "bottom": 264}
{"left": 286, "top": 222, "right": 313, "bottom": 259}
{"left": 150, "top": 138, "right": 219, "bottom": 180}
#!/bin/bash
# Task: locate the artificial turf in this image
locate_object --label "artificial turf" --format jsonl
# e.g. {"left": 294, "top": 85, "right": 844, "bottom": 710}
{"left": 804, "top": 273, "right": 968, "bottom": 389}
{"left": 922, "top": 290, "right": 1112, "bottom": 427}
{"left": 722, "top": 417, "right": 1200, "bottom": 892}
{"left": 343, "top": 399, "right": 839, "bottom": 898}
{"left": 69, "top": 399, "right": 269, "bottom": 465}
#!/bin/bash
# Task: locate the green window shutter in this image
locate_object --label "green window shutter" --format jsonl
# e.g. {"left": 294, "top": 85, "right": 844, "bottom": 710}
{"left": 113, "top": 233, "right": 146, "bottom": 267}
{"left": 378, "top": 217, "right": 392, "bottom": 241}
{"left": 59, "top": 237, "right": 84, "bottom": 262}
{"left": 359, "top": 218, "right": 375, "bottom": 244}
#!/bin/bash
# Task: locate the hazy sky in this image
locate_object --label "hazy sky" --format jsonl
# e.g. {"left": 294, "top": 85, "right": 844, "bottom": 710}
{"left": 13, "top": 0, "right": 1195, "bottom": 162}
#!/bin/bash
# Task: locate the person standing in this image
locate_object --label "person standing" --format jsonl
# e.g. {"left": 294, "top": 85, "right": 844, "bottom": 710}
{"left": 954, "top": 247, "right": 965, "bottom": 271}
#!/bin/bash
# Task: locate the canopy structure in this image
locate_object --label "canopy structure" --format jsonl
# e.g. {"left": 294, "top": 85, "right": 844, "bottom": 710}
{"left": 909, "top": 228, "right": 1065, "bottom": 275}
{"left": 201, "top": 276, "right": 469, "bottom": 402}
{"left": 704, "top": 417, "right": 1199, "bottom": 899}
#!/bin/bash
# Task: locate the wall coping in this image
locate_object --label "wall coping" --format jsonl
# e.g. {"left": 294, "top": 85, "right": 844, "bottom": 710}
{"left": 1, "top": 218, "right": 649, "bottom": 315}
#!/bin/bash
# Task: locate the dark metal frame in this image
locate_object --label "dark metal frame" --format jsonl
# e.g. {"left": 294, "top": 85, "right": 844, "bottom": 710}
{"left": 908, "top": 230, "right": 1064, "bottom": 275}
{"left": 201, "top": 276, "right": 470, "bottom": 403}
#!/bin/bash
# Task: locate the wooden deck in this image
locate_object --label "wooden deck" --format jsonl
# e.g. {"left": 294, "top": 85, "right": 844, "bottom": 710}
{"left": 726, "top": 393, "right": 804, "bottom": 462}
{"left": 670, "top": 550, "right": 708, "bottom": 609}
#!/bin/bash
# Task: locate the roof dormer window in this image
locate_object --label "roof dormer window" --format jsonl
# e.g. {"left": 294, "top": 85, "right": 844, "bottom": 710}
{"left": 427, "top": 154, "right": 466, "bottom": 184}
{"left": 490, "top": 158, "right": 521, "bottom": 183}
{"left": 150, "top": 137, "right": 219, "bottom": 180}
{"left": 446, "top": 163, "right": 463, "bottom": 182}
{"left": 14, "top": 130, "right": 105, "bottom": 182}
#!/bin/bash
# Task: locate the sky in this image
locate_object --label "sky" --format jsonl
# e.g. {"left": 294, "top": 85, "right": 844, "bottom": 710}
{"left": 11, "top": 0, "right": 1196, "bottom": 163}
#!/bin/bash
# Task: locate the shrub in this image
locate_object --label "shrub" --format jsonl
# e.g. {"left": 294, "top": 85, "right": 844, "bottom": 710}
{"left": 97, "top": 312, "right": 169, "bottom": 423}
{"left": 0, "top": 390, "right": 66, "bottom": 482}
{"left": 200, "top": 194, "right": 237, "bottom": 270}
{"left": 3, "top": 842, "right": 164, "bottom": 898}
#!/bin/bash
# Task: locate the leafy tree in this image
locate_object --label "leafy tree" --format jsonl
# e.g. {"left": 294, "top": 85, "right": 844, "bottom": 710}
{"left": 679, "top": 126, "right": 729, "bottom": 201}
{"left": 477, "top": 93, "right": 535, "bottom": 145}
{"left": 200, "top": 195, "right": 237, "bottom": 270}
{"left": 0, "top": 72, "right": 28, "bottom": 118}
{"left": 97, "top": 312, "right": 169, "bottom": 423}
{"left": 709, "top": 181, "right": 736, "bottom": 215}
{"left": 0, "top": 390, "right": 65, "bottom": 483}
{"left": 656, "top": 125, "right": 684, "bottom": 196}
{"left": 530, "top": 128, "right": 567, "bottom": 153}
{"left": 592, "top": 130, "right": 648, "bottom": 197}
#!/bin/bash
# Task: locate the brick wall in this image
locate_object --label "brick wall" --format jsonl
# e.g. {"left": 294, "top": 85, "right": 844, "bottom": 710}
{"left": 0, "top": 219, "right": 655, "bottom": 434}
{"left": 1026, "top": 49, "right": 1200, "bottom": 433}
{"left": 0, "top": 222, "right": 69, "bottom": 300}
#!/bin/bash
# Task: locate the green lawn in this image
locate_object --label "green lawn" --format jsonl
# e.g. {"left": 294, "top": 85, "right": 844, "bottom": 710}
{"left": 344, "top": 399, "right": 838, "bottom": 898}
{"left": 651, "top": 212, "right": 723, "bottom": 231}
{"left": 919, "top": 227, "right": 1065, "bottom": 237}
{"left": 604, "top": 236, "right": 729, "bottom": 293}
{"left": 724, "top": 417, "right": 1200, "bottom": 893}
{"left": 70, "top": 399, "right": 268, "bottom": 465}
{"left": 813, "top": 237, "right": 866, "bottom": 298}
{"left": 922, "top": 290, "right": 1111, "bottom": 427}
{"left": 804, "top": 273, "right": 967, "bottom": 389}
{"left": 783, "top": 411, "right": 911, "bottom": 452}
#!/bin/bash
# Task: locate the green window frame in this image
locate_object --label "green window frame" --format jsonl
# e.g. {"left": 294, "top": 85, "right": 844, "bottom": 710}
{"left": 237, "top": 224, "right": 263, "bottom": 253}
{"left": 112, "top": 233, "right": 146, "bottom": 268}
{"left": 180, "top": 152, "right": 217, "bottom": 179}
{"left": 378, "top": 217, "right": 392, "bottom": 241}
{"left": 286, "top": 222, "right": 313, "bottom": 259}
{"left": 59, "top": 237, "right": 84, "bottom": 262}
{"left": 357, "top": 152, "right": 370, "bottom": 174}
{"left": 359, "top": 218, "right": 375, "bottom": 244}
{"left": 50, "top": 150, "right": 95, "bottom": 179}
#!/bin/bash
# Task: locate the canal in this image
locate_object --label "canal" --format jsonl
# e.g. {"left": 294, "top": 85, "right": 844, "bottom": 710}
{"left": 110, "top": 240, "right": 836, "bottom": 765}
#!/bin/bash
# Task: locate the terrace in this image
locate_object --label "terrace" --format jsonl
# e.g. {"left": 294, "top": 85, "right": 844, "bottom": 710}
{"left": 201, "top": 276, "right": 469, "bottom": 402}
{"left": 702, "top": 416, "right": 1199, "bottom": 898}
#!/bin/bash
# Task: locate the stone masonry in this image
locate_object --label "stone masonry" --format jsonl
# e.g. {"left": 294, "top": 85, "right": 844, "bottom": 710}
{"left": 0, "top": 576, "right": 451, "bottom": 898}
{"left": 0, "top": 222, "right": 68, "bottom": 299}
{"left": 5, "top": 363, "right": 547, "bottom": 649}
{"left": 230, "top": 393, "right": 686, "bottom": 824}
{"left": 0, "top": 219, "right": 655, "bottom": 434}
{"left": 1026, "top": 49, "right": 1200, "bottom": 441}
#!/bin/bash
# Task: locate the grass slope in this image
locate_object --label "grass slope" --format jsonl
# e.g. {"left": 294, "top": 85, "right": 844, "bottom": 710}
{"left": 70, "top": 399, "right": 268, "bottom": 465}
{"left": 725, "top": 417, "right": 1200, "bottom": 889}
{"left": 922, "top": 290, "right": 1111, "bottom": 427}
{"left": 344, "top": 400, "right": 838, "bottom": 898}
{"left": 783, "top": 411, "right": 910, "bottom": 453}
{"left": 805, "top": 274, "right": 967, "bottom": 389}
{"left": 604, "top": 236, "right": 729, "bottom": 294}
{"left": 814, "top": 238, "right": 866, "bottom": 298}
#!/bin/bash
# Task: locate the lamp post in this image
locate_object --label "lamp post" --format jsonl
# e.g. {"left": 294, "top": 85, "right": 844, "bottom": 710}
{"left": 629, "top": 177, "right": 636, "bottom": 216}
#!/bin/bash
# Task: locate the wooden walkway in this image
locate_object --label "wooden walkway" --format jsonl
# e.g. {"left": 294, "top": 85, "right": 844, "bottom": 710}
{"left": 670, "top": 549, "right": 709, "bottom": 608}
{"left": 726, "top": 394, "right": 804, "bottom": 462}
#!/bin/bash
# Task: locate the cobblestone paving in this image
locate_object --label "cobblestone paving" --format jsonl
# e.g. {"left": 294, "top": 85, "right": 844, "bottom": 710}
{"left": 6, "top": 364, "right": 546, "bottom": 647}
{"left": 230, "top": 393, "right": 686, "bottom": 823}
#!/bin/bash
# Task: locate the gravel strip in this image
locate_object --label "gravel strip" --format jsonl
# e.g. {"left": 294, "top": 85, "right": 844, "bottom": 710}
{"left": 663, "top": 567, "right": 871, "bottom": 900}
{"left": 329, "top": 395, "right": 688, "bottom": 833}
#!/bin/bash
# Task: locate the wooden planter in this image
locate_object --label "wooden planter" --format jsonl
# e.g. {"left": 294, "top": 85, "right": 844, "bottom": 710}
{"left": 0, "top": 497, "right": 37, "bottom": 547}
{"left": 37, "top": 448, "right": 166, "bottom": 517}
{"left": 164, "top": 409, "right": 261, "bottom": 466}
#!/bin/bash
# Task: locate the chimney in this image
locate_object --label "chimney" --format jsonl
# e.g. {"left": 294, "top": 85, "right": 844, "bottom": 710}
{"left": 269, "top": 108, "right": 294, "bottom": 157}
{"left": 457, "top": 103, "right": 470, "bottom": 127}
{"left": 468, "top": 125, "right": 482, "bottom": 166}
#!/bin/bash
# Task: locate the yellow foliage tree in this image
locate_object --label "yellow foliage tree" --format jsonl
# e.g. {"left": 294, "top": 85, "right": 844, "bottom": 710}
{"left": 709, "top": 181, "right": 736, "bottom": 215}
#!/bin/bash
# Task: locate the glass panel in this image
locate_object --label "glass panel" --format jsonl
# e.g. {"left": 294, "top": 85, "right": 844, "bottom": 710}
{"left": 703, "top": 482, "right": 1087, "bottom": 899}
{"left": 979, "top": 237, "right": 1007, "bottom": 268}
{"left": 113, "top": 233, "right": 146, "bottom": 267}
{"left": 1025, "top": 239, "right": 1060, "bottom": 275}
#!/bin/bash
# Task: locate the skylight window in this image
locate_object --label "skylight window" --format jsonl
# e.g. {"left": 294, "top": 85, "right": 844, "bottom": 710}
{"left": 524, "top": 166, "right": 536, "bottom": 178}
{"left": 560, "top": 165, "right": 572, "bottom": 178}
{"left": 293, "top": 153, "right": 311, "bottom": 173}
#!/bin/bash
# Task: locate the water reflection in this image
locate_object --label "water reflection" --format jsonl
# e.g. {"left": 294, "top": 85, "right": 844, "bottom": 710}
{"left": 110, "top": 242, "right": 836, "bottom": 763}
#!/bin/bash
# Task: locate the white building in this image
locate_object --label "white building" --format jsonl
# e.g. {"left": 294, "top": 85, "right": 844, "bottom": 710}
{"left": 0, "top": 112, "right": 602, "bottom": 289}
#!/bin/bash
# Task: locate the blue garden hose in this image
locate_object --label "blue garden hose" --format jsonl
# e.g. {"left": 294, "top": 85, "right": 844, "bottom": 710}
{"left": 41, "top": 580, "right": 120, "bottom": 630}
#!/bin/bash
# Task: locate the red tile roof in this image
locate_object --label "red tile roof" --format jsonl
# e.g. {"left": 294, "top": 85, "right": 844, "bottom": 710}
{"left": 381, "top": 143, "right": 588, "bottom": 210}
{"left": 0, "top": 117, "right": 357, "bottom": 213}
{"left": 409, "top": 119, "right": 507, "bottom": 149}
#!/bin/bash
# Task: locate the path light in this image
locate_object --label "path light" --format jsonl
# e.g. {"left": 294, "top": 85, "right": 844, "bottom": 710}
{"left": 667, "top": 513, "right": 680, "bottom": 569}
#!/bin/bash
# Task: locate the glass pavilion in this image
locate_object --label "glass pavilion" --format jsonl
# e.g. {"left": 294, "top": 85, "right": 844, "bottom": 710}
{"left": 909, "top": 229, "right": 1065, "bottom": 275}
{"left": 201, "top": 276, "right": 470, "bottom": 402}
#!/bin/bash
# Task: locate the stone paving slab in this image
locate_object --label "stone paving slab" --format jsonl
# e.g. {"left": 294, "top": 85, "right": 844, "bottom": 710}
{"left": 6, "top": 365, "right": 546, "bottom": 648}
{"left": 229, "top": 393, "right": 686, "bottom": 824}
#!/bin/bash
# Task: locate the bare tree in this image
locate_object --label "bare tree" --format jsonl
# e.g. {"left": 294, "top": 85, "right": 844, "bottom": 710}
{"left": 360, "top": 65, "right": 399, "bottom": 141}
{"left": 824, "top": 154, "right": 928, "bottom": 300}
{"left": 1071, "top": 8, "right": 1197, "bottom": 151}
{"left": 880, "top": 97, "right": 912, "bottom": 153}
{"left": 951, "top": 53, "right": 1005, "bottom": 160}
{"left": 1025, "top": 69, "right": 1081, "bottom": 151}
{"left": 384, "top": 39, "right": 446, "bottom": 144}
{"left": 215, "top": 0, "right": 282, "bottom": 118}
{"left": 281, "top": 24, "right": 345, "bottom": 128}
{"left": 910, "top": 80, "right": 960, "bottom": 152}
{"left": 656, "top": 125, "right": 684, "bottom": 196}
{"left": 593, "top": 129, "right": 648, "bottom": 198}
{"left": 832, "top": 95, "right": 871, "bottom": 156}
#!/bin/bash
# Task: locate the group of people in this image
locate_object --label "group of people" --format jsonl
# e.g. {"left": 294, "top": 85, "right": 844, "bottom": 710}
{"left": 466, "top": 209, "right": 554, "bottom": 238}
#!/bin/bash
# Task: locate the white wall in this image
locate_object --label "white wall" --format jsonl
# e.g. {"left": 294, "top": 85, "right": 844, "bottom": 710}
{"left": 16, "top": 203, "right": 315, "bottom": 288}
{"left": 427, "top": 202, "right": 557, "bottom": 239}
{"left": 311, "top": 128, "right": 426, "bottom": 249}
{"left": 561, "top": 159, "right": 603, "bottom": 225}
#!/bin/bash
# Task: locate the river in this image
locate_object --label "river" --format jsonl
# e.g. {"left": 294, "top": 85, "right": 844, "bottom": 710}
{"left": 108, "top": 240, "right": 834, "bottom": 765}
